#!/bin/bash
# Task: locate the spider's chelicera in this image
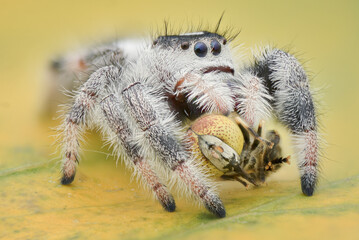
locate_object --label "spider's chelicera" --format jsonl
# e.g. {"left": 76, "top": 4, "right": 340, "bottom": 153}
{"left": 53, "top": 29, "right": 320, "bottom": 218}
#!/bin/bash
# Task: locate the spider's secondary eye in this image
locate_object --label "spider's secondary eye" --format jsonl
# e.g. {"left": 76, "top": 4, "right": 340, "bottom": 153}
{"left": 210, "top": 40, "right": 221, "bottom": 55}
{"left": 194, "top": 42, "right": 208, "bottom": 57}
{"left": 181, "top": 42, "right": 189, "bottom": 50}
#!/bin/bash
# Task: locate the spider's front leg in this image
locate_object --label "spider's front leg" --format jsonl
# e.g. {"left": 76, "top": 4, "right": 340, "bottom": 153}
{"left": 249, "top": 48, "right": 319, "bottom": 196}
{"left": 101, "top": 94, "right": 175, "bottom": 212}
{"left": 60, "top": 66, "right": 175, "bottom": 211}
{"left": 122, "top": 82, "right": 226, "bottom": 218}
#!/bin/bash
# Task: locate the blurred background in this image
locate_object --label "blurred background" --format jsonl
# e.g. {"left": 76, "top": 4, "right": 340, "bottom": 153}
{"left": 0, "top": 0, "right": 358, "bottom": 239}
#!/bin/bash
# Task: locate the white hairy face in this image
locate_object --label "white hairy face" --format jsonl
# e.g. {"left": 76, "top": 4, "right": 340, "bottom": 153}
{"left": 147, "top": 31, "right": 237, "bottom": 115}
{"left": 151, "top": 32, "right": 235, "bottom": 81}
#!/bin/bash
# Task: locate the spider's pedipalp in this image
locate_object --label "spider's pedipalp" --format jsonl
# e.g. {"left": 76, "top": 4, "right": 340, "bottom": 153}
{"left": 252, "top": 47, "right": 320, "bottom": 196}
{"left": 233, "top": 71, "right": 272, "bottom": 127}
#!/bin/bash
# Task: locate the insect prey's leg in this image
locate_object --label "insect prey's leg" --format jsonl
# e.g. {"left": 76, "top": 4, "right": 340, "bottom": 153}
{"left": 253, "top": 48, "right": 319, "bottom": 196}
{"left": 122, "top": 82, "right": 226, "bottom": 218}
{"left": 60, "top": 66, "right": 119, "bottom": 184}
{"left": 101, "top": 94, "right": 175, "bottom": 212}
{"left": 234, "top": 176, "right": 249, "bottom": 188}
{"left": 235, "top": 116, "right": 273, "bottom": 148}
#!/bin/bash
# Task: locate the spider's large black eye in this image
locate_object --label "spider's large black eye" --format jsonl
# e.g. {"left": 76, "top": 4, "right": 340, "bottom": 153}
{"left": 194, "top": 42, "right": 208, "bottom": 57}
{"left": 210, "top": 40, "right": 221, "bottom": 55}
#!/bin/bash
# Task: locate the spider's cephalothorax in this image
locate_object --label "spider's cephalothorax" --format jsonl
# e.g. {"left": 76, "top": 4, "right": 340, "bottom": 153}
{"left": 53, "top": 29, "right": 320, "bottom": 218}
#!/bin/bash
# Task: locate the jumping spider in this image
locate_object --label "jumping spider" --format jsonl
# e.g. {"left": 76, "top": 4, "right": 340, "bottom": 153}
{"left": 52, "top": 26, "right": 319, "bottom": 218}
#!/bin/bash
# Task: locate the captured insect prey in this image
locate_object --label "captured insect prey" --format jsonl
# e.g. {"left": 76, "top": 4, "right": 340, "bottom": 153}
{"left": 52, "top": 24, "right": 320, "bottom": 218}
{"left": 186, "top": 113, "right": 291, "bottom": 188}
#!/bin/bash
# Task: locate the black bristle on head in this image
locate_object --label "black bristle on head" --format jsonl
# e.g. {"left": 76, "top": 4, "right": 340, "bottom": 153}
{"left": 214, "top": 11, "right": 225, "bottom": 34}
{"left": 153, "top": 16, "right": 241, "bottom": 47}
{"left": 164, "top": 20, "right": 169, "bottom": 36}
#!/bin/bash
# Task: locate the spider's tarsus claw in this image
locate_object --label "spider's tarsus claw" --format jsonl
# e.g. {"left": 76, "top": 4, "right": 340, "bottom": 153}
{"left": 202, "top": 193, "right": 226, "bottom": 218}
{"left": 205, "top": 201, "right": 226, "bottom": 218}
{"left": 301, "top": 175, "right": 316, "bottom": 196}
{"left": 162, "top": 198, "right": 176, "bottom": 212}
{"left": 61, "top": 173, "right": 75, "bottom": 185}
{"left": 215, "top": 207, "right": 226, "bottom": 218}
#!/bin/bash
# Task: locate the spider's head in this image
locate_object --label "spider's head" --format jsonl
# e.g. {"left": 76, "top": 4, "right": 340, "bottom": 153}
{"left": 152, "top": 31, "right": 235, "bottom": 77}
{"left": 151, "top": 31, "right": 236, "bottom": 117}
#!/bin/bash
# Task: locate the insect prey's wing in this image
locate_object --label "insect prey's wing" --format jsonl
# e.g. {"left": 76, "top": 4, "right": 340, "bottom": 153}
{"left": 197, "top": 134, "right": 241, "bottom": 172}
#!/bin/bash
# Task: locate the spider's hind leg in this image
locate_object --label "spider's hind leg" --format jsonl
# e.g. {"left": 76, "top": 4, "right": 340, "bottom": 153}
{"left": 59, "top": 66, "right": 120, "bottom": 184}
